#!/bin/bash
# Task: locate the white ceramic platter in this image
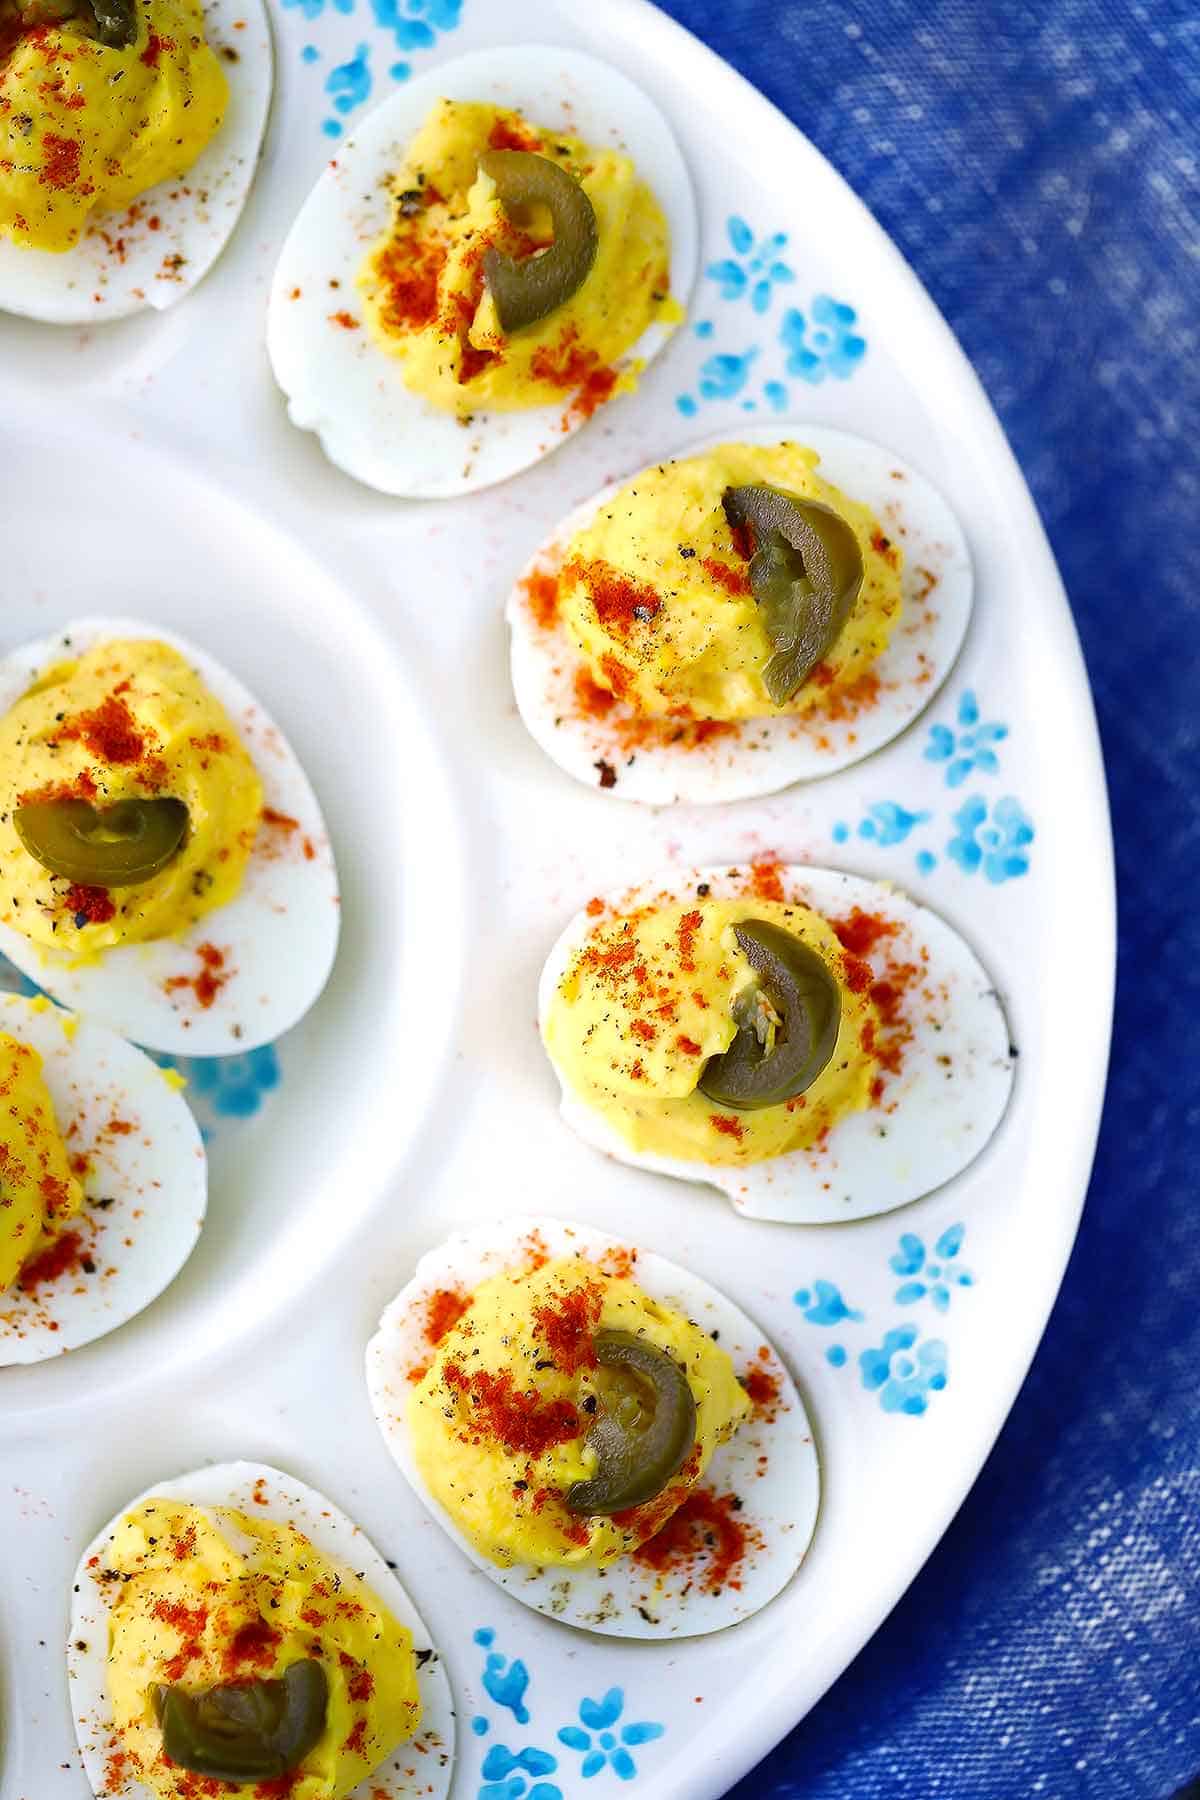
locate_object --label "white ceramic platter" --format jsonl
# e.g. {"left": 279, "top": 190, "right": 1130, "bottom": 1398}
{"left": 0, "top": 3, "right": 1113, "bottom": 1799}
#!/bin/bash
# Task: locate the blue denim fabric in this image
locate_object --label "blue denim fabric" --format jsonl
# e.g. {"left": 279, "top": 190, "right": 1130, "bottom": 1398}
{"left": 652, "top": 3, "right": 1200, "bottom": 1795}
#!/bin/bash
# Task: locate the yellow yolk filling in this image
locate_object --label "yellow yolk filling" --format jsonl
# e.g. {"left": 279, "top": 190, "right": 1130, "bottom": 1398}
{"left": 543, "top": 896, "right": 880, "bottom": 1165}
{"left": 554, "top": 442, "right": 903, "bottom": 721}
{"left": 408, "top": 1255, "right": 749, "bottom": 1569}
{"left": 105, "top": 1499, "right": 422, "bottom": 1800}
{"left": 359, "top": 99, "right": 677, "bottom": 418}
{"left": 0, "top": 1029, "right": 83, "bottom": 1289}
{"left": 0, "top": 638, "right": 263, "bottom": 955}
{"left": 0, "top": 0, "right": 228, "bottom": 253}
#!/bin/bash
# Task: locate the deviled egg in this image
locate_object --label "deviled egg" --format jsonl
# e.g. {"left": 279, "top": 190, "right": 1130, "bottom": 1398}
{"left": 0, "top": 0, "right": 272, "bottom": 323}
{"left": 509, "top": 424, "right": 973, "bottom": 800}
{"left": 366, "top": 1217, "right": 819, "bottom": 1638}
{"left": 69, "top": 1460, "right": 455, "bottom": 1799}
{"left": 0, "top": 991, "right": 204, "bottom": 1363}
{"left": 268, "top": 47, "right": 697, "bottom": 497}
{"left": 0, "top": 619, "right": 339, "bottom": 1054}
{"left": 539, "top": 864, "right": 1014, "bottom": 1222}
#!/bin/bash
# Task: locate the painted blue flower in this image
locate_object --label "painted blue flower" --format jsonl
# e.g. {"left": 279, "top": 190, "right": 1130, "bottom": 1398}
{"left": 779, "top": 294, "right": 866, "bottom": 382}
{"left": 705, "top": 215, "right": 795, "bottom": 314}
{"left": 946, "top": 794, "right": 1034, "bottom": 883}
{"left": 857, "top": 801, "right": 931, "bottom": 847}
{"left": 925, "top": 690, "right": 1008, "bottom": 788}
{"left": 890, "top": 1224, "right": 974, "bottom": 1313}
{"left": 859, "top": 1326, "right": 948, "bottom": 1415}
{"left": 478, "top": 1745, "right": 561, "bottom": 1800}
{"left": 794, "top": 1280, "right": 864, "bottom": 1326}
{"left": 474, "top": 1629, "right": 531, "bottom": 1725}
{"left": 154, "top": 1045, "right": 281, "bottom": 1126}
{"left": 676, "top": 347, "right": 760, "bottom": 417}
{"left": 326, "top": 40, "right": 371, "bottom": 114}
{"left": 370, "top": 0, "right": 462, "bottom": 46}
{"left": 558, "top": 1690, "right": 665, "bottom": 1781}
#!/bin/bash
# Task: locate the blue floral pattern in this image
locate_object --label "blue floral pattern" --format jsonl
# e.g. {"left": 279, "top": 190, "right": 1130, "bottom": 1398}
{"left": 925, "top": 690, "right": 1009, "bottom": 787}
{"left": 558, "top": 1692, "right": 666, "bottom": 1781}
{"left": 779, "top": 294, "right": 867, "bottom": 382}
{"left": 860, "top": 1326, "right": 949, "bottom": 1415}
{"left": 947, "top": 795, "right": 1035, "bottom": 883}
{"left": 278, "top": 0, "right": 464, "bottom": 136}
{"left": 891, "top": 1224, "right": 975, "bottom": 1312}
{"left": 471, "top": 1630, "right": 666, "bottom": 1795}
{"left": 794, "top": 1280, "right": 864, "bottom": 1326}
{"left": 706, "top": 215, "right": 795, "bottom": 313}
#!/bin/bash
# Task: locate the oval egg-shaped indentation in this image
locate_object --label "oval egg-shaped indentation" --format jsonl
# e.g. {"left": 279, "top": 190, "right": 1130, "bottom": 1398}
{"left": 366, "top": 1215, "right": 819, "bottom": 1638}
{"left": 508, "top": 424, "right": 972, "bottom": 801}
{"left": 0, "top": 0, "right": 272, "bottom": 325}
{"left": 68, "top": 1460, "right": 455, "bottom": 1798}
{"left": 539, "top": 866, "right": 1015, "bottom": 1222}
{"left": 0, "top": 993, "right": 205, "bottom": 1364}
{"left": 0, "top": 617, "right": 340, "bottom": 1056}
{"left": 267, "top": 45, "right": 698, "bottom": 499}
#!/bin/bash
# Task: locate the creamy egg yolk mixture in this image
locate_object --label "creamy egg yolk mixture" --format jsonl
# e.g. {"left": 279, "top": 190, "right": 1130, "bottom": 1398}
{"left": 359, "top": 99, "right": 676, "bottom": 418}
{"left": 408, "top": 1255, "right": 749, "bottom": 1569}
{"left": 550, "top": 442, "right": 903, "bottom": 721}
{"left": 0, "top": 0, "right": 228, "bottom": 253}
{"left": 105, "top": 1499, "right": 422, "bottom": 1800}
{"left": 0, "top": 639, "right": 262, "bottom": 954}
{"left": 543, "top": 896, "right": 881, "bottom": 1165}
{"left": 0, "top": 1029, "right": 83, "bottom": 1290}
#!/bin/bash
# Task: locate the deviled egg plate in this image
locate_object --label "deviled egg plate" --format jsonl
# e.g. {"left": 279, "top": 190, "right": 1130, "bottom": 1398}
{"left": 366, "top": 1217, "right": 819, "bottom": 1639}
{"left": 69, "top": 1460, "right": 456, "bottom": 1799}
{"left": 508, "top": 423, "right": 973, "bottom": 801}
{"left": 0, "top": 991, "right": 204, "bottom": 1363}
{"left": 0, "top": 0, "right": 272, "bottom": 323}
{"left": 540, "top": 863, "right": 1015, "bottom": 1223}
{"left": 268, "top": 46, "right": 697, "bottom": 497}
{"left": 0, "top": 618, "right": 339, "bottom": 1054}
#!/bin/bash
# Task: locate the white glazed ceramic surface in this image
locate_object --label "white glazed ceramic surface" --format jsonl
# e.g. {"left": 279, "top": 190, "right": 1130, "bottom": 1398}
{"left": 0, "top": 4, "right": 1113, "bottom": 1800}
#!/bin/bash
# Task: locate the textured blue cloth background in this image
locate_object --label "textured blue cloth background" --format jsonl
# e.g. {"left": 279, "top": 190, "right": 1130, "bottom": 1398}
{"left": 649, "top": 3, "right": 1200, "bottom": 1797}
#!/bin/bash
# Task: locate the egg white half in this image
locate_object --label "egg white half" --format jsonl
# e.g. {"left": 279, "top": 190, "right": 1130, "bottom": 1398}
{"left": 0, "top": 0, "right": 273, "bottom": 325}
{"left": 267, "top": 46, "right": 698, "bottom": 499}
{"left": 0, "top": 992, "right": 205, "bottom": 1365}
{"left": 68, "top": 1459, "right": 456, "bottom": 1800}
{"left": 508, "top": 424, "right": 973, "bottom": 802}
{"left": 539, "top": 867, "right": 1015, "bottom": 1223}
{"left": 366, "top": 1215, "right": 819, "bottom": 1640}
{"left": 0, "top": 617, "right": 340, "bottom": 1055}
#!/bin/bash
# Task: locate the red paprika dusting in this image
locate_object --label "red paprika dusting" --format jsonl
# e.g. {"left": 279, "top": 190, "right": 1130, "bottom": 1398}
{"left": 343, "top": 1718, "right": 369, "bottom": 1757}
{"left": 102, "top": 1748, "right": 132, "bottom": 1796}
{"left": 677, "top": 910, "right": 702, "bottom": 974}
{"left": 832, "top": 908, "right": 899, "bottom": 957}
{"left": 574, "top": 666, "right": 616, "bottom": 719}
{"left": 171, "top": 1522, "right": 197, "bottom": 1561}
{"left": 585, "top": 897, "right": 605, "bottom": 917}
{"left": 348, "top": 1665, "right": 375, "bottom": 1703}
{"left": 633, "top": 1489, "right": 754, "bottom": 1592}
{"left": 709, "top": 1114, "right": 744, "bottom": 1141}
{"left": 55, "top": 694, "right": 146, "bottom": 765}
{"left": 17, "top": 771, "right": 98, "bottom": 807}
{"left": 563, "top": 556, "right": 661, "bottom": 636}
{"left": 40, "top": 131, "right": 80, "bottom": 189}
{"left": 104, "top": 1117, "right": 134, "bottom": 1136}
{"left": 840, "top": 954, "right": 873, "bottom": 995}
{"left": 262, "top": 807, "right": 299, "bottom": 832}
{"left": 165, "top": 942, "right": 230, "bottom": 1010}
{"left": 530, "top": 331, "right": 618, "bottom": 422}
{"left": 700, "top": 557, "right": 752, "bottom": 597}
{"left": 521, "top": 566, "right": 559, "bottom": 629}
{"left": 741, "top": 1365, "right": 780, "bottom": 1411}
{"left": 63, "top": 883, "right": 116, "bottom": 926}
{"left": 18, "top": 1229, "right": 83, "bottom": 1291}
{"left": 599, "top": 652, "right": 634, "bottom": 702}
{"left": 253, "top": 1778, "right": 301, "bottom": 1799}
{"left": 749, "top": 856, "right": 785, "bottom": 903}
{"left": 38, "top": 1173, "right": 70, "bottom": 1214}
{"left": 222, "top": 1617, "right": 282, "bottom": 1676}
{"left": 676, "top": 1035, "right": 701, "bottom": 1056}
{"left": 443, "top": 1362, "right": 581, "bottom": 1455}
{"left": 729, "top": 519, "right": 755, "bottom": 562}
{"left": 630, "top": 1018, "right": 657, "bottom": 1043}
{"left": 424, "top": 1286, "right": 470, "bottom": 1346}
{"left": 487, "top": 115, "right": 542, "bottom": 151}
{"left": 328, "top": 309, "right": 359, "bottom": 330}
{"left": 373, "top": 232, "right": 446, "bottom": 334}
{"left": 532, "top": 1279, "right": 603, "bottom": 1374}
{"left": 140, "top": 30, "right": 175, "bottom": 65}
